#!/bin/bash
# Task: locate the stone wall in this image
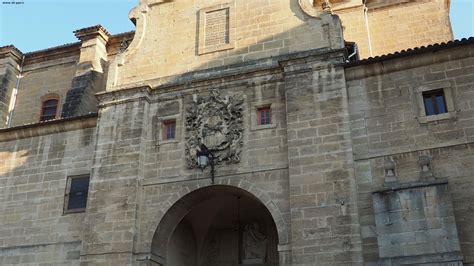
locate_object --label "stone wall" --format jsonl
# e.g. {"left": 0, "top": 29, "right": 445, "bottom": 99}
{"left": 87, "top": 57, "right": 294, "bottom": 263}
{"left": 373, "top": 181, "right": 462, "bottom": 265}
{"left": 86, "top": 40, "right": 369, "bottom": 264}
{"left": 0, "top": 116, "right": 97, "bottom": 265}
{"left": 335, "top": 0, "right": 452, "bottom": 58}
{"left": 107, "top": 0, "right": 342, "bottom": 90}
{"left": 0, "top": 1, "right": 470, "bottom": 265}
{"left": 282, "top": 49, "right": 363, "bottom": 264}
{"left": 10, "top": 46, "right": 80, "bottom": 127}
{"left": 0, "top": 46, "right": 22, "bottom": 127}
{"left": 5, "top": 29, "right": 134, "bottom": 128}
{"left": 345, "top": 42, "right": 474, "bottom": 263}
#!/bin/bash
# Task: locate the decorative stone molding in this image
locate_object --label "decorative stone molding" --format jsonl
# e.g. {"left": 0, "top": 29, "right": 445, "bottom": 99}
{"left": 298, "top": 0, "right": 332, "bottom": 17}
{"left": 185, "top": 89, "right": 244, "bottom": 168}
{"left": 74, "top": 25, "right": 110, "bottom": 75}
{"left": 0, "top": 113, "right": 97, "bottom": 141}
{"left": 418, "top": 154, "right": 433, "bottom": 179}
{"left": 383, "top": 158, "right": 398, "bottom": 186}
{"left": 73, "top": 25, "right": 110, "bottom": 43}
{"left": 0, "top": 45, "right": 23, "bottom": 64}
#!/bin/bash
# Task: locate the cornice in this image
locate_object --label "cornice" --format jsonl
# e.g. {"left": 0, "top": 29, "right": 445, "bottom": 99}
{"left": 0, "top": 113, "right": 97, "bottom": 142}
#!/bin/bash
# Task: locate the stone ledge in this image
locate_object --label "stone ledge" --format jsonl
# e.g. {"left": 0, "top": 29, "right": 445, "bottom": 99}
{"left": 24, "top": 42, "right": 81, "bottom": 64}
{"left": 0, "top": 240, "right": 81, "bottom": 251}
{"left": 379, "top": 251, "right": 464, "bottom": 265}
{"left": 0, "top": 113, "right": 97, "bottom": 142}
{"left": 0, "top": 45, "right": 23, "bottom": 63}
{"left": 344, "top": 38, "right": 474, "bottom": 80}
{"left": 354, "top": 141, "right": 474, "bottom": 161}
{"left": 108, "top": 47, "right": 344, "bottom": 92}
{"left": 417, "top": 111, "right": 458, "bottom": 124}
{"left": 373, "top": 178, "right": 448, "bottom": 194}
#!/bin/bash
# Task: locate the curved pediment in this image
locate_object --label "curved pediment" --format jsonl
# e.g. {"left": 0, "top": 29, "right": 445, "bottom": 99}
{"left": 107, "top": 0, "right": 344, "bottom": 91}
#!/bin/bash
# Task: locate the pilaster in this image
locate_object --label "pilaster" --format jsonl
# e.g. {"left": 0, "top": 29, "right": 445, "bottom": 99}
{"left": 62, "top": 25, "right": 110, "bottom": 118}
{"left": 79, "top": 87, "right": 150, "bottom": 265}
{"left": 282, "top": 49, "right": 363, "bottom": 264}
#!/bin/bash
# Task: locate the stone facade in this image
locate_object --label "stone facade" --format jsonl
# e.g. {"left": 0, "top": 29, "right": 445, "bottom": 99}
{"left": 346, "top": 42, "right": 474, "bottom": 264}
{"left": 0, "top": 0, "right": 472, "bottom": 265}
{"left": 0, "top": 116, "right": 96, "bottom": 265}
{"left": 335, "top": 0, "right": 452, "bottom": 58}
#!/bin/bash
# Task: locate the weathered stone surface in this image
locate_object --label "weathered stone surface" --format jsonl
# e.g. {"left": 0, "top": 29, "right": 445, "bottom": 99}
{"left": 373, "top": 181, "right": 462, "bottom": 265}
{"left": 184, "top": 89, "right": 244, "bottom": 168}
{"left": 61, "top": 71, "right": 102, "bottom": 118}
{"left": 346, "top": 42, "right": 474, "bottom": 264}
{"left": 335, "top": 0, "right": 452, "bottom": 58}
{"left": 0, "top": 118, "right": 96, "bottom": 265}
{"left": 0, "top": 1, "right": 471, "bottom": 265}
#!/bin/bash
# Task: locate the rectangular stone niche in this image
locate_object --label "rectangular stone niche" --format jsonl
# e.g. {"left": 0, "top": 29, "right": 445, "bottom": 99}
{"left": 198, "top": 3, "right": 234, "bottom": 55}
{"left": 372, "top": 179, "right": 463, "bottom": 265}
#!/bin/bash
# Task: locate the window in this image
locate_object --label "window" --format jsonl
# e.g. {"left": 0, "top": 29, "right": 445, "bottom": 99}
{"left": 64, "top": 175, "right": 90, "bottom": 213}
{"left": 163, "top": 120, "right": 176, "bottom": 140}
{"left": 250, "top": 101, "right": 276, "bottom": 131}
{"left": 257, "top": 107, "right": 272, "bottom": 125}
{"left": 40, "top": 99, "right": 58, "bottom": 121}
{"left": 422, "top": 89, "right": 447, "bottom": 116}
{"left": 414, "top": 82, "right": 456, "bottom": 124}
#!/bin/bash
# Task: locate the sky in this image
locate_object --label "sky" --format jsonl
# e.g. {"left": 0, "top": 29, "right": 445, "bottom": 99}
{"left": 0, "top": 0, "right": 473, "bottom": 53}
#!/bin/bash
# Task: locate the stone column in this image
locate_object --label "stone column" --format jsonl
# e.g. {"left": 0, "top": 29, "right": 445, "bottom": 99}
{"left": 62, "top": 25, "right": 110, "bottom": 118}
{"left": 0, "top": 46, "right": 23, "bottom": 127}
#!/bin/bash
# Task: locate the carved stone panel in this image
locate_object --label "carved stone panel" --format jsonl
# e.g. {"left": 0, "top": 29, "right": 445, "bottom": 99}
{"left": 242, "top": 222, "right": 267, "bottom": 264}
{"left": 185, "top": 89, "right": 244, "bottom": 168}
{"left": 198, "top": 3, "right": 235, "bottom": 55}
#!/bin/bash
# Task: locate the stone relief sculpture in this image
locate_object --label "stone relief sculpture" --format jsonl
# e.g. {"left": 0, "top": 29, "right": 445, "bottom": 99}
{"left": 185, "top": 89, "right": 244, "bottom": 168}
{"left": 242, "top": 222, "right": 268, "bottom": 264}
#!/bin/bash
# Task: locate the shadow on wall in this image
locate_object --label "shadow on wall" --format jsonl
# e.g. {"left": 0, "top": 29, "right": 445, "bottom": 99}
{"left": 151, "top": 185, "right": 281, "bottom": 265}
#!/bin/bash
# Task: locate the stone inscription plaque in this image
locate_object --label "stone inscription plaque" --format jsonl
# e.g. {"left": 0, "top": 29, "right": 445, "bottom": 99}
{"left": 204, "top": 8, "right": 230, "bottom": 47}
{"left": 198, "top": 3, "right": 234, "bottom": 54}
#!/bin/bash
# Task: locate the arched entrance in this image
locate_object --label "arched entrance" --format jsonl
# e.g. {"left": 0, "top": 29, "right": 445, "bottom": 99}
{"left": 150, "top": 185, "right": 280, "bottom": 265}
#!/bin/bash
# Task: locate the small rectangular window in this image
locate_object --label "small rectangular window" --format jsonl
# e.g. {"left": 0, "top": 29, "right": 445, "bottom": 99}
{"left": 64, "top": 175, "right": 90, "bottom": 213}
{"left": 258, "top": 107, "right": 272, "bottom": 125}
{"left": 423, "top": 89, "right": 447, "bottom": 116}
{"left": 163, "top": 120, "right": 176, "bottom": 140}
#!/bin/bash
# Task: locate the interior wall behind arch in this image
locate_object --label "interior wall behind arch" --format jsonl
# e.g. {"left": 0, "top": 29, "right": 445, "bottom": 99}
{"left": 168, "top": 218, "right": 198, "bottom": 266}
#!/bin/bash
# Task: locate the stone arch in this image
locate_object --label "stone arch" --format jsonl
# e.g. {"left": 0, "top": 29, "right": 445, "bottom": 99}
{"left": 149, "top": 183, "right": 289, "bottom": 264}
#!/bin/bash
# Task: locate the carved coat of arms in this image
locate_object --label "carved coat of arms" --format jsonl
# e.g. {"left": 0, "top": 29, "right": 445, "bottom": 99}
{"left": 185, "top": 89, "right": 244, "bottom": 168}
